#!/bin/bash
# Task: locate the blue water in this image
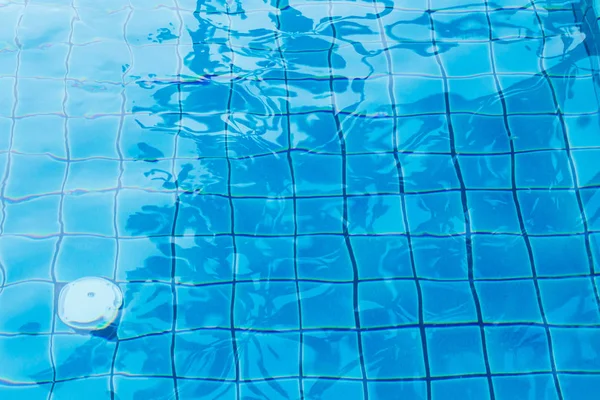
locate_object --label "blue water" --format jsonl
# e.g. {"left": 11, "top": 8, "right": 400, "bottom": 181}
{"left": 1, "top": 0, "right": 600, "bottom": 399}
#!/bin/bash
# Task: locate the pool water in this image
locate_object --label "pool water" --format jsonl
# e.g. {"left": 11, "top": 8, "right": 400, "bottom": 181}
{"left": 1, "top": 0, "right": 600, "bottom": 399}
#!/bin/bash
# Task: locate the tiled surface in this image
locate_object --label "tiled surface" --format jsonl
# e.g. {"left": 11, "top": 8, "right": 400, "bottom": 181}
{"left": 1, "top": 0, "right": 600, "bottom": 399}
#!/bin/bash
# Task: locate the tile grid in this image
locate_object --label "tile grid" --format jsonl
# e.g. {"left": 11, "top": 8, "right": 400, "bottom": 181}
{"left": 482, "top": 0, "right": 565, "bottom": 398}
{"left": 426, "top": 2, "right": 497, "bottom": 399}
{"left": 273, "top": 1, "right": 305, "bottom": 398}
{"left": 326, "top": 2, "right": 370, "bottom": 400}
{"left": 372, "top": 2, "right": 433, "bottom": 400}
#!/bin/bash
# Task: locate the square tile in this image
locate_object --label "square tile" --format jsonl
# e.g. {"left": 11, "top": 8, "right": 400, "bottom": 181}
{"left": 119, "top": 116, "right": 176, "bottom": 161}
{"left": 0, "top": 336, "right": 52, "bottom": 383}
{"left": 341, "top": 114, "right": 394, "bottom": 153}
{"left": 518, "top": 190, "right": 583, "bottom": 235}
{"left": 236, "top": 236, "right": 295, "bottom": 280}
{"left": 117, "top": 237, "right": 172, "bottom": 282}
{"left": 352, "top": 236, "right": 413, "bottom": 280}
{"left": 413, "top": 236, "right": 468, "bottom": 280}
{"left": 297, "top": 236, "right": 354, "bottom": 281}
{"left": 230, "top": 154, "right": 292, "bottom": 197}
{"left": 572, "top": 149, "right": 600, "bottom": 188}
{"left": 300, "top": 282, "right": 355, "bottom": 329}
{"left": 485, "top": 325, "right": 551, "bottom": 374}
{"left": 405, "top": 191, "right": 466, "bottom": 235}
{"left": 394, "top": 76, "right": 445, "bottom": 115}
{"left": 422, "top": 281, "right": 478, "bottom": 323}
{"left": 235, "top": 281, "right": 299, "bottom": 330}
{"left": 113, "top": 377, "right": 174, "bottom": 399}
{"left": 539, "top": 278, "right": 600, "bottom": 325}
{"left": 426, "top": 326, "right": 487, "bottom": 377}
{"left": 69, "top": 41, "right": 131, "bottom": 82}
{"left": 63, "top": 192, "right": 115, "bottom": 235}
{"left": 564, "top": 114, "right": 600, "bottom": 148}
{"left": 452, "top": 115, "right": 510, "bottom": 154}
{"left": 6, "top": 154, "right": 66, "bottom": 198}
{"left": 296, "top": 197, "right": 343, "bottom": 234}
{"left": 16, "top": 78, "right": 64, "bottom": 116}
{"left": 507, "top": 115, "right": 564, "bottom": 151}
{"left": 558, "top": 374, "right": 600, "bottom": 400}
{"left": 490, "top": 9, "right": 541, "bottom": 39}
{"left": 334, "top": 77, "right": 393, "bottom": 116}
{"left": 66, "top": 159, "right": 120, "bottom": 191}
{"left": 232, "top": 198, "right": 293, "bottom": 235}
{"left": 238, "top": 331, "right": 300, "bottom": 379}
{"left": 346, "top": 153, "right": 399, "bottom": 195}
{"left": 175, "top": 330, "right": 235, "bottom": 379}
{"left": 467, "top": 190, "right": 521, "bottom": 234}
{"left": 390, "top": 43, "right": 442, "bottom": 77}
{"left": 515, "top": 150, "right": 573, "bottom": 189}
{"left": 55, "top": 236, "right": 116, "bottom": 281}
{"left": 118, "top": 283, "right": 173, "bottom": 339}
{"left": 530, "top": 235, "right": 590, "bottom": 277}
{"left": 52, "top": 377, "right": 112, "bottom": 400}
{"left": 177, "top": 284, "right": 231, "bottom": 330}
{"left": 3, "top": 195, "right": 61, "bottom": 235}
{"left": 66, "top": 83, "right": 123, "bottom": 117}
{"left": 582, "top": 188, "right": 600, "bottom": 231}
{"left": 115, "top": 333, "right": 172, "bottom": 375}
{"left": 227, "top": 114, "right": 289, "bottom": 157}
{"left": 303, "top": 331, "right": 362, "bottom": 378}
{"left": 174, "top": 158, "right": 228, "bottom": 195}
{"left": 400, "top": 153, "right": 459, "bottom": 193}
{"left": 121, "top": 160, "right": 173, "bottom": 192}
{"left": 362, "top": 328, "right": 425, "bottom": 379}
{"left": 304, "top": 379, "right": 365, "bottom": 400}
{"left": 396, "top": 115, "right": 450, "bottom": 153}
{"left": 348, "top": 195, "right": 406, "bottom": 234}
{"left": 0, "top": 281, "right": 54, "bottom": 334}
{"left": 553, "top": 76, "right": 598, "bottom": 114}
{"left": 176, "top": 193, "right": 232, "bottom": 235}
{"left": 433, "top": 12, "right": 489, "bottom": 41}
{"left": 551, "top": 327, "right": 600, "bottom": 372}
{"left": 292, "top": 152, "right": 342, "bottom": 196}
{"left": 359, "top": 279, "right": 419, "bottom": 328}
{"left": 493, "top": 38, "right": 541, "bottom": 73}
{"left": 500, "top": 75, "right": 556, "bottom": 114}
{"left": 13, "top": 116, "right": 66, "bottom": 157}
{"left": 382, "top": 10, "right": 433, "bottom": 42}
{"left": 116, "top": 190, "right": 176, "bottom": 237}
{"left": 0, "top": 236, "right": 55, "bottom": 283}
{"left": 67, "top": 117, "right": 120, "bottom": 159}
{"left": 177, "top": 380, "right": 236, "bottom": 400}
{"left": 431, "top": 377, "right": 491, "bottom": 400}
{"left": 287, "top": 80, "right": 332, "bottom": 114}
{"left": 473, "top": 234, "right": 532, "bottom": 279}
{"left": 175, "top": 236, "right": 234, "bottom": 284}
{"left": 291, "top": 113, "right": 340, "bottom": 153}
{"left": 367, "top": 381, "right": 427, "bottom": 400}
{"left": 477, "top": 280, "right": 542, "bottom": 323}
{"left": 448, "top": 76, "right": 503, "bottom": 115}
{"left": 439, "top": 42, "right": 492, "bottom": 77}
{"left": 53, "top": 335, "right": 116, "bottom": 380}
{"left": 459, "top": 155, "right": 512, "bottom": 190}
{"left": 493, "top": 374, "right": 559, "bottom": 400}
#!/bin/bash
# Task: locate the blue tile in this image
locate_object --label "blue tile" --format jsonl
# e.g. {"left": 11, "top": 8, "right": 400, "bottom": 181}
{"left": 485, "top": 326, "right": 551, "bottom": 374}
{"left": 359, "top": 280, "right": 419, "bottom": 328}
{"left": 52, "top": 377, "right": 112, "bottom": 400}
{"left": 115, "top": 333, "right": 172, "bottom": 375}
{"left": 551, "top": 327, "right": 600, "bottom": 372}
{"left": 287, "top": 80, "right": 332, "bottom": 114}
{"left": 390, "top": 43, "right": 442, "bottom": 77}
{"left": 508, "top": 115, "right": 564, "bottom": 152}
{"left": 297, "top": 236, "right": 354, "bottom": 281}
{"left": 572, "top": 149, "right": 600, "bottom": 188}
{"left": 300, "top": 282, "right": 355, "bottom": 329}
{"left": 296, "top": 197, "right": 344, "bottom": 234}
{"left": 477, "top": 280, "right": 542, "bottom": 323}
{"left": 67, "top": 160, "right": 120, "bottom": 191}
{"left": 581, "top": 188, "right": 600, "bottom": 231}
{"left": 0, "top": 336, "right": 52, "bottom": 383}
{"left": 558, "top": 374, "right": 600, "bottom": 400}
{"left": 230, "top": 154, "right": 293, "bottom": 197}
{"left": 113, "top": 377, "right": 174, "bottom": 400}
{"left": 458, "top": 155, "right": 512, "bottom": 190}
{"left": 233, "top": 198, "right": 294, "bottom": 235}
{"left": 433, "top": 12, "right": 489, "bottom": 41}
{"left": 518, "top": 190, "right": 583, "bottom": 234}
{"left": 342, "top": 115, "right": 394, "bottom": 154}
{"left": 539, "top": 278, "right": 600, "bottom": 325}
{"left": 382, "top": 10, "right": 433, "bottom": 42}
{"left": 54, "top": 335, "right": 116, "bottom": 380}
{"left": 490, "top": 9, "right": 541, "bottom": 39}
{"left": 405, "top": 191, "right": 466, "bottom": 235}
{"left": 6, "top": 154, "right": 66, "bottom": 198}
{"left": 592, "top": 234, "right": 600, "bottom": 273}
{"left": 0, "top": 236, "right": 56, "bottom": 283}
{"left": 68, "top": 117, "right": 120, "bottom": 159}
{"left": 426, "top": 326, "right": 486, "bottom": 377}
{"left": 515, "top": 150, "right": 573, "bottom": 189}
{"left": 421, "top": 281, "right": 478, "bottom": 323}
{"left": 117, "top": 190, "right": 176, "bottom": 237}
{"left": 13, "top": 116, "right": 66, "bottom": 157}
{"left": 431, "top": 377, "right": 491, "bottom": 400}
{"left": 400, "top": 154, "right": 460, "bottom": 192}
{"left": 396, "top": 115, "right": 450, "bottom": 153}
{"left": 362, "top": 328, "right": 425, "bottom": 379}
{"left": 493, "top": 39, "right": 542, "bottom": 73}
{"left": 0, "top": 282, "right": 54, "bottom": 334}
{"left": 117, "top": 237, "right": 172, "bottom": 282}
{"left": 55, "top": 236, "right": 116, "bottom": 281}
{"left": 493, "top": 374, "right": 559, "bottom": 400}
{"left": 119, "top": 116, "right": 176, "bottom": 161}
{"left": 240, "top": 379, "right": 300, "bottom": 400}
{"left": 174, "top": 158, "right": 228, "bottom": 195}
{"left": 175, "top": 330, "right": 235, "bottom": 379}
{"left": 473, "top": 235, "right": 532, "bottom": 279}
{"left": 121, "top": 159, "right": 173, "bottom": 191}
{"left": 175, "top": 236, "right": 234, "bottom": 284}
{"left": 227, "top": 115, "right": 289, "bottom": 158}
{"left": 530, "top": 235, "right": 590, "bottom": 277}
{"left": 347, "top": 153, "right": 399, "bottom": 195}
{"left": 118, "top": 283, "right": 173, "bottom": 339}
{"left": 292, "top": 152, "right": 342, "bottom": 196}
{"left": 238, "top": 331, "right": 300, "bottom": 379}
{"left": 304, "top": 379, "right": 365, "bottom": 400}
{"left": 348, "top": 195, "right": 406, "bottom": 234}
{"left": 452, "top": 115, "right": 510, "bottom": 154}
{"left": 177, "top": 284, "right": 232, "bottom": 330}
{"left": 440, "top": 42, "right": 492, "bottom": 77}
{"left": 4, "top": 196, "right": 60, "bottom": 237}
{"left": 334, "top": 77, "right": 393, "bottom": 116}
{"left": 63, "top": 192, "right": 115, "bottom": 236}
{"left": 0, "top": 385, "right": 51, "bottom": 400}
{"left": 413, "top": 236, "right": 468, "bottom": 280}
{"left": 448, "top": 76, "right": 503, "bottom": 115}
{"left": 177, "top": 380, "right": 236, "bottom": 400}
{"left": 16, "top": 78, "right": 64, "bottom": 115}
{"left": 564, "top": 114, "right": 600, "bottom": 148}
{"left": 394, "top": 76, "right": 446, "bottom": 115}
{"left": 368, "top": 381, "right": 427, "bottom": 400}
{"left": 177, "top": 194, "right": 232, "bottom": 235}
{"left": 500, "top": 75, "right": 555, "bottom": 114}
{"left": 554, "top": 76, "right": 598, "bottom": 114}
{"left": 235, "top": 281, "right": 300, "bottom": 330}
{"left": 291, "top": 113, "right": 340, "bottom": 153}
{"left": 352, "top": 236, "right": 414, "bottom": 280}
{"left": 236, "top": 236, "right": 295, "bottom": 280}
{"left": 303, "top": 331, "right": 362, "bottom": 378}
{"left": 467, "top": 190, "right": 521, "bottom": 234}
{"left": 67, "top": 83, "right": 123, "bottom": 117}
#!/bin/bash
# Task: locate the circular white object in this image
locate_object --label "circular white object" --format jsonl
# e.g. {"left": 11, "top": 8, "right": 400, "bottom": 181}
{"left": 58, "top": 277, "right": 123, "bottom": 331}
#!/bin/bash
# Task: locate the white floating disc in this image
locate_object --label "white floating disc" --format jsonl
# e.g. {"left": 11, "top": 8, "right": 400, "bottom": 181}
{"left": 58, "top": 277, "right": 123, "bottom": 331}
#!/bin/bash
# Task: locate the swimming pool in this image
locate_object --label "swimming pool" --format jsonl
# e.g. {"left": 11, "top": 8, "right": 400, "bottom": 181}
{"left": 1, "top": 0, "right": 600, "bottom": 398}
